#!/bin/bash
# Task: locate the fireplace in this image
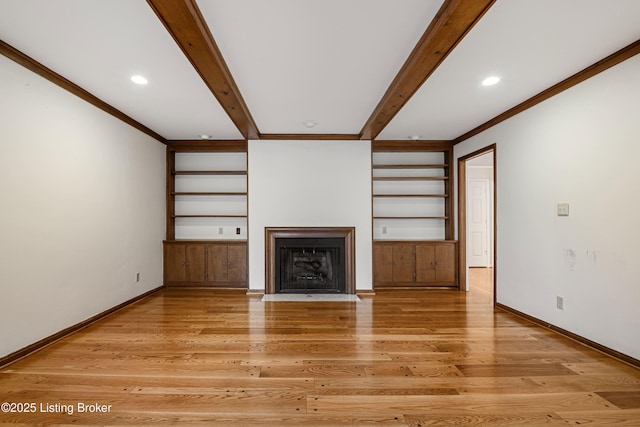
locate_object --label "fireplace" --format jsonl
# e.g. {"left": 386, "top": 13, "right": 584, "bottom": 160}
{"left": 276, "top": 238, "right": 344, "bottom": 293}
{"left": 265, "top": 227, "right": 356, "bottom": 294}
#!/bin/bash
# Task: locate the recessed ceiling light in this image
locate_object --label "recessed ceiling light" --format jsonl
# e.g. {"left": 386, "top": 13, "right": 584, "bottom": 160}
{"left": 409, "top": 135, "right": 421, "bottom": 141}
{"left": 131, "top": 75, "right": 148, "bottom": 85}
{"left": 198, "top": 134, "right": 211, "bottom": 140}
{"left": 302, "top": 120, "right": 318, "bottom": 129}
{"left": 482, "top": 76, "right": 500, "bottom": 86}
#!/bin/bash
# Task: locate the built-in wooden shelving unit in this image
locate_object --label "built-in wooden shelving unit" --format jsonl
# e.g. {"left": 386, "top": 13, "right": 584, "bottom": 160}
{"left": 371, "top": 140, "right": 457, "bottom": 289}
{"left": 164, "top": 141, "right": 248, "bottom": 288}
{"left": 372, "top": 141, "right": 454, "bottom": 241}
{"left": 166, "top": 141, "right": 248, "bottom": 241}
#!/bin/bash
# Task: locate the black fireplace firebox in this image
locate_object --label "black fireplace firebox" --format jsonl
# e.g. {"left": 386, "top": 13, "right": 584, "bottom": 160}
{"left": 275, "top": 237, "right": 345, "bottom": 293}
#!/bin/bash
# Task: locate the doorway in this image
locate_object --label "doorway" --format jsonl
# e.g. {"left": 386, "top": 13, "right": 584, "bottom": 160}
{"left": 458, "top": 145, "right": 496, "bottom": 302}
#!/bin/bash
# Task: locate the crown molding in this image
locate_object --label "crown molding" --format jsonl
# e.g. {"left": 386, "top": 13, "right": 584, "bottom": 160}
{"left": 258, "top": 134, "right": 361, "bottom": 141}
{"left": 372, "top": 140, "right": 452, "bottom": 152}
{"left": 166, "top": 139, "right": 247, "bottom": 152}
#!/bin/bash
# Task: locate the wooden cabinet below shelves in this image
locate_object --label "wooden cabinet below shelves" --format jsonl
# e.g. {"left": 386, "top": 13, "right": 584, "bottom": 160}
{"left": 164, "top": 241, "right": 247, "bottom": 288}
{"left": 373, "top": 241, "right": 457, "bottom": 288}
{"left": 205, "top": 242, "right": 247, "bottom": 285}
{"left": 164, "top": 244, "right": 206, "bottom": 284}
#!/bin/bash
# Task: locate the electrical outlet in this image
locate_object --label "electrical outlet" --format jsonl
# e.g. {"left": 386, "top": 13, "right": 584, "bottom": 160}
{"left": 218, "top": 227, "right": 224, "bottom": 235}
{"left": 135, "top": 272, "right": 140, "bottom": 283}
{"left": 557, "top": 203, "right": 570, "bottom": 216}
{"left": 556, "top": 296, "right": 564, "bottom": 310}
{"left": 382, "top": 226, "right": 387, "bottom": 234}
{"left": 236, "top": 227, "right": 241, "bottom": 235}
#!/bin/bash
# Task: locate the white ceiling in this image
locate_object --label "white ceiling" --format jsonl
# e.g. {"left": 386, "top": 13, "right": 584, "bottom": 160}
{"left": 197, "top": 0, "right": 443, "bottom": 135}
{"left": 378, "top": 0, "right": 640, "bottom": 140}
{"left": 1, "top": 0, "right": 639, "bottom": 141}
{"left": 0, "top": 0, "right": 243, "bottom": 140}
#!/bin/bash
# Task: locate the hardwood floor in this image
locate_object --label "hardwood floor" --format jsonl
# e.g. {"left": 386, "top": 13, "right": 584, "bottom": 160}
{"left": 1, "top": 288, "right": 639, "bottom": 426}
{"left": 468, "top": 267, "right": 494, "bottom": 295}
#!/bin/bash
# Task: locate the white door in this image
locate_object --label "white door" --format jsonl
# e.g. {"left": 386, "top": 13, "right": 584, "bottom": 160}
{"left": 468, "top": 179, "right": 490, "bottom": 267}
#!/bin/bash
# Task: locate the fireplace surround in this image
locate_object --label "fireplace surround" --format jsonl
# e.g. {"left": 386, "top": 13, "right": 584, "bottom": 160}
{"left": 265, "top": 227, "right": 356, "bottom": 294}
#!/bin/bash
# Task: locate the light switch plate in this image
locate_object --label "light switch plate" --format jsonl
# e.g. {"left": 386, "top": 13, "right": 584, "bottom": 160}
{"left": 557, "top": 203, "right": 570, "bottom": 216}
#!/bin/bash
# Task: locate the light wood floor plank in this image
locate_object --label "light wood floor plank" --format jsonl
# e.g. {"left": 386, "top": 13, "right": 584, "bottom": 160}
{"left": 554, "top": 408, "right": 640, "bottom": 426}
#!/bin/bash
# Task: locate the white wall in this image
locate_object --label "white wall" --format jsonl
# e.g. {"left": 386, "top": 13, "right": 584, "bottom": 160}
{"left": 0, "top": 55, "right": 165, "bottom": 358}
{"left": 454, "top": 55, "right": 640, "bottom": 359}
{"left": 248, "top": 140, "right": 372, "bottom": 291}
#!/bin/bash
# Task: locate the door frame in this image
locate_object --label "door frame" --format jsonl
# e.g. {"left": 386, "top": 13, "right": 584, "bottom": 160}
{"left": 457, "top": 144, "right": 496, "bottom": 302}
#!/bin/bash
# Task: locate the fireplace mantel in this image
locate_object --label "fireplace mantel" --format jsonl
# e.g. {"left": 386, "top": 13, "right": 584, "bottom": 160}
{"left": 265, "top": 227, "right": 356, "bottom": 294}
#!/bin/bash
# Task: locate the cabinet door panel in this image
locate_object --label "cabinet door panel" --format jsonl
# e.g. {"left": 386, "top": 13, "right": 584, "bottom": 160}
{"left": 392, "top": 244, "right": 415, "bottom": 283}
{"left": 435, "top": 243, "right": 456, "bottom": 283}
{"left": 186, "top": 245, "right": 205, "bottom": 283}
{"left": 373, "top": 244, "right": 393, "bottom": 283}
{"left": 206, "top": 244, "right": 228, "bottom": 282}
{"left": 165, "top": 244, "right": 186, "bottom": 282}
{"left": 227, "top": 244, "right": 247, "bottom": 283}
{"left": 415, "top": 245, "right": 436, "bottom": 283}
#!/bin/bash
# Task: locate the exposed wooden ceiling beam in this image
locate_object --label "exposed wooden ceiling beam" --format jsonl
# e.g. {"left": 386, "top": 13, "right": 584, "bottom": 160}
{"left": 359, "top": 0, "right": 495, "bottom": 141}
{"left": 453, "top": 38, "right": 640, "bottom": 144}
{"left": 0, "top": 40, "right": 167, "bottom": 144}
{"left": 147, "top": 0, "right": 259, "bottom": 140}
